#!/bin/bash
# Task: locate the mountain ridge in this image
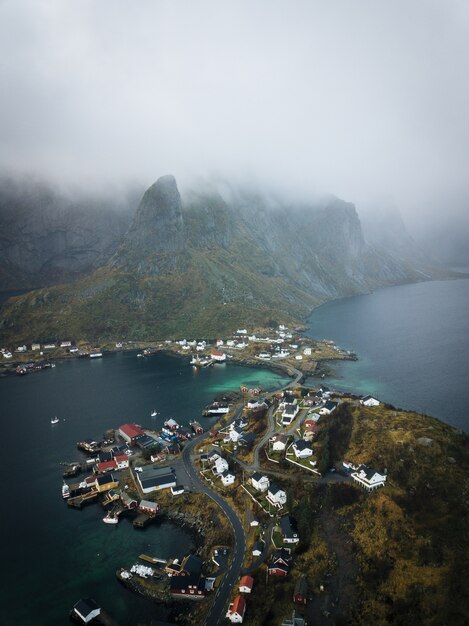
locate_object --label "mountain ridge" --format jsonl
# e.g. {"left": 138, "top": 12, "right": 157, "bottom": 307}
{"left": 0, "top": 175, "right": 455, "bottom": 343}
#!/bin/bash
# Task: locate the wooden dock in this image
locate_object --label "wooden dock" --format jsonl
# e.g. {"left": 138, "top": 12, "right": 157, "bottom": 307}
{"left": 133, "top": 512, "right": 152, "bottom": 528}
{"left": 67, "top": 491, "right": 99, "bottom": 508}
{"left": 139, "top": 554, "right": 166, "bottom": 565}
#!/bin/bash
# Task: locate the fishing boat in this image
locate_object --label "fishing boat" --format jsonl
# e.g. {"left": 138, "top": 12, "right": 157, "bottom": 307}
{"left": 150, "top": 409, "right": 158, "bottom": 417}
{"left": 103, "top": 513, "right": 118, "bottom": 525}
{"left": 51, "top": 416, "right": 59, "bottom": 424}
{"left": 89, "top": 352, "right": 102, "bottom": 358}
{"left": 62, "top": 482, "right": 70, "bottom": 499}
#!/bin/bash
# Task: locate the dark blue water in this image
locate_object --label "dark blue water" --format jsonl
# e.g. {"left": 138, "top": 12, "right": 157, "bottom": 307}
{"left": 307, "top": 278, "right": 469, "bottom": 431}
{"left": 0, "top": 351, "right": 288, "bottom": 625}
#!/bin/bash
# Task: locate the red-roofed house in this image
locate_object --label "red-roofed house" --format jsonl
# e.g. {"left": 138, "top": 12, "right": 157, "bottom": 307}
{"left": 118, "top": 423, "right": 144, "bottom": 445}
{"left": 114, "top": 454, "right": 129, "bottom": 469}
{"left": 226, "top": 595, "right": 246, "bottom": 623}
{"left": 95, "top": 459, "right": 117, "bottom": 474}
{"left": 239, "top": 575, "right": 254, "bottom": 593}
{"left": 210, "top": 350, "right": 226, "bottom": 362}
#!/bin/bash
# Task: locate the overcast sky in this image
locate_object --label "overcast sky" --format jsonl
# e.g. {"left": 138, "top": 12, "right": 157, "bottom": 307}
{"left": 1, "top": 0, "right": 468, "bottom": 227}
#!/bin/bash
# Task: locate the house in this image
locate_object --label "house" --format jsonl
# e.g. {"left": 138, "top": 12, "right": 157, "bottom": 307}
{"left": 213, "top": 457, "right": 229, "bottom": 475}
{"left": 303, "top": 347, "right": 312, "bottom": 356}
{"left": 230, "top": 427, "right": 245, "bottom": 443}
{"left": 31, "top": 343, "right": 41, "bottom": 351}
{"left": 60, "top": 341, "right": 72, "bottom": 348}
{"left": 238, "top": 431, "right": 256, "bottom": 447}
{"left": 271, "top": 434, "right": 289, "bottom": 451}
{"left": 114, "top": 454, "right": 129, "bottom": 469}
{"left": 180, "top": 554, "right": 203, "bottom": 576}
{"left": 351, "top": 465, "right": 387, "bottom": 491}
{"left": 171, "top": 484, "right": 185, "bottom": 496}
{"left": 361, "top": 395, "right": 380, "bottom": 407}
{"left": 226, "top": 595, "right": 246, "bottom": 623}
{"left": 72, "top": 598, "right": 101, "bottom": 624}
{"left": 319, "top": 401, "right": 338, "bottom": 415}
{"left": 252, "top": 541, "right": 264, "bottom": 557}
{"left": 139, "top": 500, "right": 160, "bottom": 516}
{"left": 164, "top": 418, "right": 179, "bottom": 431}
{"left": 95, "top": 459, "right": 117, "bottom": 474}
{"left": 221, "top": 470, "right": 235, "bottom": 486}
{"left": 239, "top": 575, "right": 254, "bottom": 593}
{"left": 246, "top": 399, "right": 264, "bottom": 410}
{"left": 282, "top": 404, "right": 299, "bottom": 425}
{"left": 170, "top": 572, "right": 208, "bottom": 597}
{"left": 268, "top": 548, "right": 292, "bottom": 576}
{"left": 250, "top": 472, "right": 270, "bottom": 492}
{"left": 292, "top": 439, "right": 313, "bottom": 459}
{"left": 137, "top": 466, "right": 177, "bottom": 494}
{"left": 118, "top": 423, "right": 145, "bottom": 445}
{"left": 121, "top": 491, "right": 138, "bottom": 509}
{"left": 293, "top": 577, "right": 308, "bottom": 605}
{"left": 94, "top": 473, "right": 119, "bottom": 493}
{"left": 210, "top": 350, "right": 226, "bottom": 362}
{"left": 280, "top": 515, "right": 299, "bottom": 544}
{"left": 267, "top": 484, "right": 287, "bottom": 507}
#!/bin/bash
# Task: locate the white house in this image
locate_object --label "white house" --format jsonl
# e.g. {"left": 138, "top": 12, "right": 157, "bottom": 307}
{"left": 252, "top": 541, "right": 264, "bottom": 557}
{"left": 292, "top": 439, "right": 313, "bottom": 459}
{"left": 211, "top": 350, "right": 226, "bottom": 362}
{"left": 257, "top": 352, "right": 271, "bottom": 360}
{"left": 295, "top": 355, "right": 303, "bottom": 361}
{"left": 319, "top": 401, "right": 338, "bottom": 415}
{"left": 236, "top": 329, "right": 248, "bottom": 335}
{"left": 230, "top": 427, "right": 244, "bottom": 443}
{"left": 360, "top": 395, "right": 381, "bottom": 407}
{"left": 250, "top": 472, "right": 270, "bottom": 492}
{"left": 303, "top": 347, "right": 312, "bottom": 356}
{"left": 213, "top": 457, "right": 229, "bottom": 475}
{"left": 267, "top": 484, "right": 287, "bottom": 507}
{"left": 226, "top": 340, "right": 236, "bottom": 347}
{"left": 282, "top": 404, "right": 299, "bottom": 425}
{"left": 221, "top": 470, "right": 236, "bottom": 486}
{"left": 271, "top": 434, "right": 288, "bottom": 451}
{"left": 351, "top": 465, "right": 387, "bottom": 491}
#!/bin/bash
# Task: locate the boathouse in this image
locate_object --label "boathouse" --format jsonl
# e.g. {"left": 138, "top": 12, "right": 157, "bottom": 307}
{"left": 137, "top": 466, "right": 177, "bottom": 494}
{"left": 72, "top": 598, "right": 101, "bottom": 623}
{"left": 118, "top": 423, "right": 145, "bottom": 445}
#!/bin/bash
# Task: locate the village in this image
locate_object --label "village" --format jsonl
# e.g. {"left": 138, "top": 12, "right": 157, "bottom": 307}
{"left": 60, "top": 325, "right": 388, "bottom": 626}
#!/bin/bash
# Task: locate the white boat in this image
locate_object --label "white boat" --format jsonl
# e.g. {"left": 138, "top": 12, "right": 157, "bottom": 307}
{"left": 62, "top": 483, "right": 70, "bottom": 499}
{"left": 103, "top": 514, "right": 118, "bottom": 525}
{"left": 150, "top": 410, "right": 158, "bottom": 417}
{"left": 89, "top": 352, "right": 102, "bottom": 358}
{"left": 51, "top": 416, "right": 59, "bottom": 424}
{"left": 137, "top": 353, "right": 144, "bottom": 358}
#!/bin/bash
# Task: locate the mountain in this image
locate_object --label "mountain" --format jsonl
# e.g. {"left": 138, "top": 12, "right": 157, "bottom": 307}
{"left": 0, "top": 175, "right": 441, "bottom": 343}
{"left": 0, "top": 175, "right": 135, "bottom": 290}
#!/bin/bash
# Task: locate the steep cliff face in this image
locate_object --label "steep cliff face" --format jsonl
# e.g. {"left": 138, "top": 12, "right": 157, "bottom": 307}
{"left": 0, "top": 177, "right": 133, "bottom": 290}
{"left": 0, "top": 175, "right": 434, "bottom": 342}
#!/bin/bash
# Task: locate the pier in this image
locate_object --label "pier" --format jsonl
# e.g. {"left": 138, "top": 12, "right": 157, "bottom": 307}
{"left": 139, "top": 554, "right": 166, "bottom": 565}
{"left": 67, "top": 491, "right": 99, "bottom": 508}
{"left": 133, "top": 512, "right": 152, "bottom": 528}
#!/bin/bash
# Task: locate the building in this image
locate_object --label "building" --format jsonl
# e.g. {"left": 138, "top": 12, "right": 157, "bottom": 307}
{"left": 121, "top": 491, "right": 138, "bottom": 509}
{"left": 351, "top": 465, "right": 387, "bottom": 491}
{"left": 114, "top": 454, "right": 129, "bottom": 469}
{"left": 239, "top": 575, "right": 254, "bottom": 593}
{"left": 280, "top": 515, "right": 299, "bottom": 544}
{"left": 95, "top": 459, "right": 117, "bottom": 474}
{"left": 226, "top": 595, "right": 246, "bottom": 623}
{"left": 293, "top": 576, "right": 308, "bottom": 605}
{"left": 250, "top": 472, "right": 270, "bottom": 492}
{"left": 267, "top": 484, "right": 287, "bottom": 507}
{"left": 292, "top": 439, "right": 313, "bottom": 459}
{"left": 271, "top": 434, "right": 289, "bottom": 451}
{"left": 139, "top": 500, "right": 160, "bottom": 516}
{"left": 213, "top": 457, "right": 229, "bottom": 475}
{"left": 252, "top": 541, "right": 264, "bottom": 557}
{"left": 319, "top": 401, "right": 338, "bottom": 415}
{"left": 72, "top": 598, "right": 101, "bottom": 624}
{"left": 170, "top": 572, "right": 208, "bottom": 597}
{"left": 137, "top": 466, "right": 177, "bottom": 494}
{"left": 118, "top": 423, "right": 145, "bottom": 445}
{"left": 94, "top": 473, "right": 119, "bottom": 493}
{"left": 268, "top": 548, "right": 292, "bottom": 576}
{"left": 210, "top": 350, "right": 226, "bottom": 362}
{"left": 221, "top": 470, "right": 235, "bottom": 486}
{"left": 360, "top": 395, "right": 380, "bottom": 407}
{"left": 282, "top": 612, "right": 306, "bottom": 626}
{"left": 171, "top": 485, "right": 185, "bottom": 496}
{"left": 282, "top": 404, "right": 299, "bottom": 425}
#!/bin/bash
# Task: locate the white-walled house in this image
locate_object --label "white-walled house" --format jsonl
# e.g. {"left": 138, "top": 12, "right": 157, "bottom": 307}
{"left": 230, "top": 427, "right": 244, "bottom": 443}
{"left": 319, "top": 401, "right": 338, "bottom": 415}
{"left": 221, "top": 470, "right": 236, "bottom": 486}
{"left": 226, "top": 596, "right": 246, "bottom": 623}
{"left": 250, "top": 472, "right": 270, "bottom": 492}
{"left": 360, "top": 395, "right": 381, "bottom": 407}
{"left": 282, "top": 404, "right": 299, "bottom": 425}
{"left": 213, "top": 457, "right": 229, "bottom": 475}
{"left": 267, "top": 484, "right": 287, "bottom": 507}
{"left": 351, "top": 465, "right": 387, "bottom": 490}
{"left": 271, "top": 434, "right": 289, "bottom": 451}
{"left": 292, "top": 439, "right": 313, "bottom": 459}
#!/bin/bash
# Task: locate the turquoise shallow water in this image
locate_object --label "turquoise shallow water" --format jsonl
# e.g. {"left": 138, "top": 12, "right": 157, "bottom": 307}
{"left": 0, "top": 351, "right": 288, "bottom": 625}
{"left": 307, "top": 278, "right": 469, "bottom": 431}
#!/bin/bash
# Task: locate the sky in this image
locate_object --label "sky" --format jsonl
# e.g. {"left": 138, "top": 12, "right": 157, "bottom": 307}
{"left": 1, "top": 0, "right": 469, "bottom": 232}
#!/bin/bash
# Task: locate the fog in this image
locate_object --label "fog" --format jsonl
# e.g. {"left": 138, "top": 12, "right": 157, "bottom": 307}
{"left": 1, "top": 0, "right": 469, "bottom": 237}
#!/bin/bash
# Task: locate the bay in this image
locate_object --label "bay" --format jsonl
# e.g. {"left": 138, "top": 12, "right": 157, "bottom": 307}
{"left": 0, "top": 351, "right": 288, "bottom": 626}
{"left": 307, "top": 278, "right": 469, "bottom": 432}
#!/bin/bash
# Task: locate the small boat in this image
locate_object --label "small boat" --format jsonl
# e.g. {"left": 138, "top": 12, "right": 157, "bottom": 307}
{"left": 89, "top": 352, "right": 102, "bottom": 358}
{"left": 150, "top": 410, "right": 158, "bottom": 417}
{"left": 51, "top": 416, "right": 59, "bottom": 424}
{"left": 137, "top": 353, "right": 144, "bottom": 358}
{"left": 103, "top": 513, "right": 118, "bottom": 525}
{"left": 62, "top": 482, "right": 70, "bottom": 499}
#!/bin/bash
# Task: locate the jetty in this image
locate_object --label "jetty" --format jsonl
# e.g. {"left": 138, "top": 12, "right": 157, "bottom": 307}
{"left": 67, "top": 491, "right": 99, "bottom": 508}
{"left": 133, "top": 512, "right": 153, "bottom": 528}
{"left": 139, "top": 554, "right": 166, "bottom": 565}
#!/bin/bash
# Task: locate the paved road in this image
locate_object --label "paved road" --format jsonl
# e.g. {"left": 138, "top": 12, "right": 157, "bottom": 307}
{"left": 181, "top": 432, "right": 246, "bottom": 626}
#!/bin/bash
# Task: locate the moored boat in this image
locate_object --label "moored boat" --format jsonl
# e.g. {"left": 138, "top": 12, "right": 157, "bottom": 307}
{"left": 62, "top": 482, "right": 70, "bottom": 499}
{"left": 103, "top": 513, "right": 118, "bottom": 525}
{"left": 151, "top": 409, "right": 158, "bottom": 417}
{"left": 51, "top": 416, "right": 59, "bottom": 424}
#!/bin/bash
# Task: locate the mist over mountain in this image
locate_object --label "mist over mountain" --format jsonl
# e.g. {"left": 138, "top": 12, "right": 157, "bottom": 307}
{"left": 0, "top": 174, "right": 448, "bottom": 343}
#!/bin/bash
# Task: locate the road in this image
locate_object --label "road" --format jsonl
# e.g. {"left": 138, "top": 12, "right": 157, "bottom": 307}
{"left": 181, "top": 432, "right": 246, "bottom": 626}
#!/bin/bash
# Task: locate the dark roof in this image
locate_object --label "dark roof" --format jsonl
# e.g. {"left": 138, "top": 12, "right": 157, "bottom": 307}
{"left": 269, "top": 483, "right": 284, "bottom": 495}
{"left": 324, "top": 401, "right": 338, "bottom": 411}
{"left": 357, "top": 464, "right": 380, "bottom": 480}
{"left": 283, "top": 405, "right": 297, "bottom": 415}
{"left": 251, "top": 471, "right": 263, "bottom": 482}
{"left": 170, "top": 572, "right": 205, "bottom": 592}
{"left": 96, "top": 473, "right": 115, "bottom": 485}
{"left": 182, "top": 554, "right": 203, "bottom": 574}
{"left": 73, "top": 598, "right": 100, "bottom": 619}
{"left": 137, "top": 434, "right": 159, "bottom": 449}
{"left": 280, "top": 515, "right": 298, "bottom": 537}
{"left": 253, "top": 540, "right": 265, "bottom": 553}
{"left": 274, "top": 548, "right": 292, "bottom": 563}
{"left": 294, "top": 439, "right": 311, "bottom": 451}
{"left": 98, "top": 451, "right": 113, "bottom": 462}
{"left": 239, "top": 432, "right": 255, "bottom": 445}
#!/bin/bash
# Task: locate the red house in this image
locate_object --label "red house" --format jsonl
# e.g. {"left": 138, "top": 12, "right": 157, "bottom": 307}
{"left": 95, "top": 459, "right": 117, "bottom": 474}
{"left": 239, "top": 575, "right": 254, "bottom": 593}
